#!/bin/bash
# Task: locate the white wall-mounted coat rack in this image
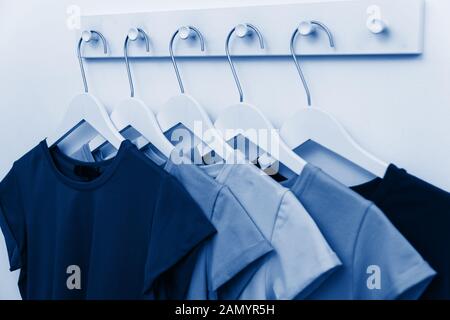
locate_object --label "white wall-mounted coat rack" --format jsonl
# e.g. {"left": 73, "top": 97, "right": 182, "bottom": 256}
{"left": 79, "top": 0, "right": 424, "bottom": 59}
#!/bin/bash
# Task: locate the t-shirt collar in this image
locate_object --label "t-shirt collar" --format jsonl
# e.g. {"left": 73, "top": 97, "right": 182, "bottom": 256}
{"left": 280, "top": 163, "right": 320, "bottom": 196}
{"left": 142, "top": 144, "right": 168, "bottom": 167}
{"left": 198, "top": 151, "right": 247, "bottom": 184}
{"left": 350, "top": 163, "right": 399, "bottom": 203}
{"left": 40, "top": 139, "right": 132, "bottom": 190}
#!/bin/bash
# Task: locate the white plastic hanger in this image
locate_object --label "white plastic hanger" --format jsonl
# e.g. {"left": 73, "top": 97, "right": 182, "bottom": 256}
{"left": 210, "top": 24, "right": 306, "bottom": 174}
{"left": 88, "top": 28, "right": 174, "bottom": 158}
{"left": 46, "top": 30, "right": 124, "bottom": 151}
{"left": 279, "top": 21, "right": 388, "bottom": 178}
{"left": 156, "top": 26, "right": 236, "bottom": 162}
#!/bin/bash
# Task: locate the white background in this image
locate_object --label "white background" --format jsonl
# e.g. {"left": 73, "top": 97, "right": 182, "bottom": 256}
{"left": 0, "top": 0, "right": 449, "bottom": 299}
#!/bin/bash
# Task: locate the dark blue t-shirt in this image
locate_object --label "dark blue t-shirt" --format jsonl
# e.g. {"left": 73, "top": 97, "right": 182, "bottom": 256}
{"left": 0, "top": 140, "right": 215, "bottom": 299}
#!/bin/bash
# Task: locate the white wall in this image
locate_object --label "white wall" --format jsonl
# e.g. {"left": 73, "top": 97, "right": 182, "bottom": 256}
{"left": 0, "top": 0, "right": 449, "bottom": 299}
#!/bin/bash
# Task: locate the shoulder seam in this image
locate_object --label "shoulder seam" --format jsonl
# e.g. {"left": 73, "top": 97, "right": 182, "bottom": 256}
{"left": 271, "top": 189, "right": 290, "bottom": 241}
{"left": 211, "top": 185, "right": 226, "bottom": 219}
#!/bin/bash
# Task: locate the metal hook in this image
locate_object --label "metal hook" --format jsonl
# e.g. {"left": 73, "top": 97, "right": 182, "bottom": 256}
{"left": 225, "top": 23, "right": 265, "bottom": 103}
{"left": 77, "top": 30, "right": 108, "bottom": 93}
{"left": 290, "top": 21, "right": 334, "bottom": 106}
{"left": 169, "top": 26, "right": 205, "bottom": 94}
{"left": 124, "top": 28, "right": 150, "bottom": 98}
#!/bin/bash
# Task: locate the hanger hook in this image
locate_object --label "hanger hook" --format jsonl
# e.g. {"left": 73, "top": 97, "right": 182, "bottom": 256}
{"left": 290, "top": 21, "right": 334, "bottom": 106}
{"left": 77, "top": 30, "right": 108, "bottom": 93}
{"left": 225, "top": 24, "right": 264, "bottom": 103}
{"left": 124, "top": 28, "right": 150, "bottom": 98}
{"left": 169, "top": 26, "right": 205, "bottom": 94}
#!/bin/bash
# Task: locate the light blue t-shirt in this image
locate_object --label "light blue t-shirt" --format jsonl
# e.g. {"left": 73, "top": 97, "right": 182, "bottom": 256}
{"left": 281, "top": 163, "right": 436, "bottom": 299}
{"left": 72, "top": 144, "right": 273, "bottom": 300}
{"left": 200, "top": 160, "right": 342, "bottom": 300}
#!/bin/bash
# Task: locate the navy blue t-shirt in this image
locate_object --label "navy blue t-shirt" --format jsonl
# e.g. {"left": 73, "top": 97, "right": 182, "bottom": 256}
{"left": 352, "top": 164, "right": 450, "bottom": 299}
{"left": 0, "top": 140, "right": 215, "bottom": 299}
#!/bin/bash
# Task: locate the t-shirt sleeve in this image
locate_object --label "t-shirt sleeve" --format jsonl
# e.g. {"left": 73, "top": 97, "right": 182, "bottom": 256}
{"left": 209, "top": 186, "right": 273, "bottom": 294}
{"left": 143, "top": 175, "right": 216, "bottom": 298}
{"left": 0, "top": 165, "right": 26, "bottom": 271}
{"left": 268, "top": 191, "right": 341, "bottom": 300}
{"left": 353, "top": 204, "right": 436, "bottom": 299}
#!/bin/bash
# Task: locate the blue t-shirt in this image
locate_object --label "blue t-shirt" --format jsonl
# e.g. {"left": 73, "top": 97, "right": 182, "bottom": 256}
{"left": 143, "top": 146, "right": 273, "bottom": 300}
{"left": 0, "top": 140, "right": 215, "bottom": 299}
{"left": 282, "top": 164, "right": 436, "bottom": 299}
{"left": 200, "top": 160, "right": 341, "bottom": 300}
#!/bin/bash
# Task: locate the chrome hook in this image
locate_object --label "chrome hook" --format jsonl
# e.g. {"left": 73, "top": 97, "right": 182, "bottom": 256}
{"left": 225, "top": 23, "right": 264, "bottom": 103}
{"left": 169, "top": 26, "right": 205, "bottom": 94}
{"left": 124, "top": 28, "right": 150, "bottom": 98}
{"left": 77, "top": 30, "right": 108, "bottom": 93}
{"left": 290, "top": 21, "right": 334, "bottom": 106}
